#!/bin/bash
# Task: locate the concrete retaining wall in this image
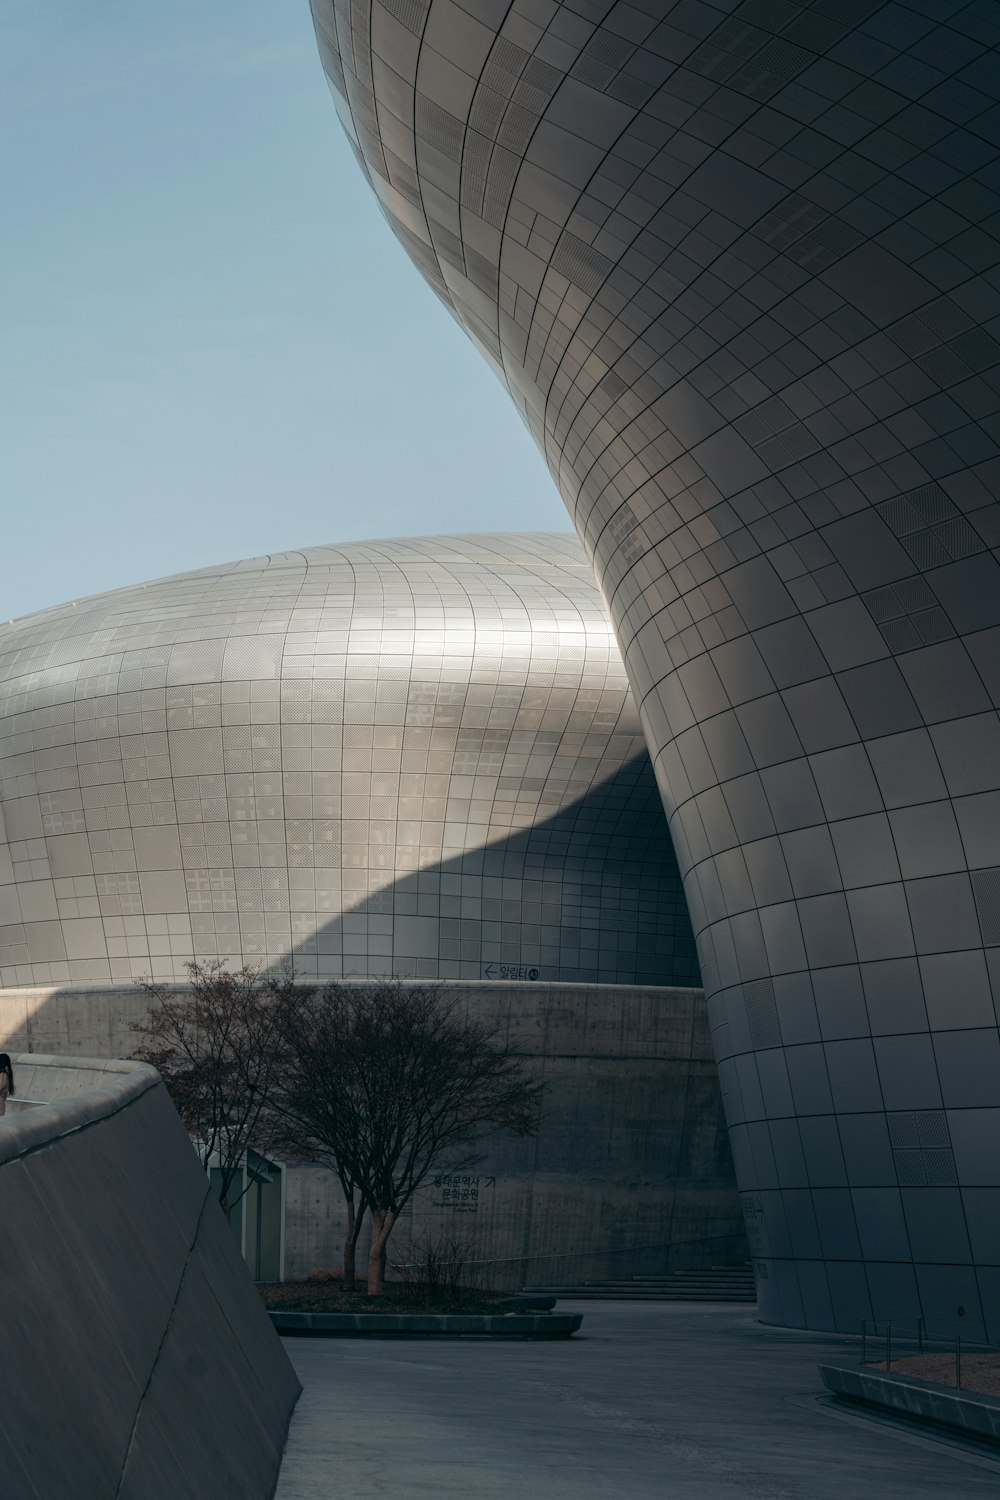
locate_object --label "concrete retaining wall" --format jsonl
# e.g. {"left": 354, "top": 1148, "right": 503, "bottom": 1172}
{"left": 0, "top": 981, "right": 747, "bottom": 1289}
{"left": 285, "top": 981, "right": 746, "bottom": 1287}
{"left": 0, "top": 1054, "right": 300, "bottom": 1500}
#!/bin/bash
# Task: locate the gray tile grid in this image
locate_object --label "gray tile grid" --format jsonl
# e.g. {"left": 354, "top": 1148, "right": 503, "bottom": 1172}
{"left": 0, "top": 533, "right": 695, "bottom": 993}
{"left": 311, "top": 0, "right": 1000, "bottom": 1336}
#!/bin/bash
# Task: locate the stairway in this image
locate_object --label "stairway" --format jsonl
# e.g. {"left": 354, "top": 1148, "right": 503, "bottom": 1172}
{"left": 526, "top": 1266, "right": 757, "bottom": 1303}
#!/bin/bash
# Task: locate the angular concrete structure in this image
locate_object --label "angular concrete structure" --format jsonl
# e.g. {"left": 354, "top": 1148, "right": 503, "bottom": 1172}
{"left": 312, "top": 0, "right": 1000, "bottom": 1335}
{"left": 0, "top": 1054, "right": 299, "bottom": 1499}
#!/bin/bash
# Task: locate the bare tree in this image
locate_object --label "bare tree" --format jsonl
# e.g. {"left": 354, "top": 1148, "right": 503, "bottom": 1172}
{"left": 131, "top": 962, "right": 301, "bottom": 1220}
{"left": 276, "top": 978, "right": 545, "bottom": 1296}
{"left": 268, "top": 984, "right": 370, "bottom": 1291}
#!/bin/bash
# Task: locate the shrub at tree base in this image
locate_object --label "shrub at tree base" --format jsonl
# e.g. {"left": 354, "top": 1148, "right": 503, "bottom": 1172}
{"left": 394, "top": 1230, "right": 495, "bottom": 1301}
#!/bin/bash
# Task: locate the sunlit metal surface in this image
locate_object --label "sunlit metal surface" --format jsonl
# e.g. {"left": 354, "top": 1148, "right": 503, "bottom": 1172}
{"left": 0, "top": 533, "right": 694, "bottom": 988}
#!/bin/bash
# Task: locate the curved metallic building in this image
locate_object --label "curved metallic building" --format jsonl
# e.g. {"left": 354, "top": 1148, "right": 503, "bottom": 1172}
{"left": 0, "top": 532, "right": 694, "bottom": 989}
{"left": 313, "top": 0, "right": 1000, "bottom": 1334}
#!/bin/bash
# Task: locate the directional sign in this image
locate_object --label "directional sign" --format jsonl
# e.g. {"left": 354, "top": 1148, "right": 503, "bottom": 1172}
{"left": 430, "top": 1173, "right": 496, "bottom": 1212}
{"left": 483, "top": 964, "right": 540, "bottom": 981}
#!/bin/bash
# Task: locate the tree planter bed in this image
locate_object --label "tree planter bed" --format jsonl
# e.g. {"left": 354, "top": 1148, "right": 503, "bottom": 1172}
{"left": 269, "top": 1309, "right": 582, "bottom": 1338}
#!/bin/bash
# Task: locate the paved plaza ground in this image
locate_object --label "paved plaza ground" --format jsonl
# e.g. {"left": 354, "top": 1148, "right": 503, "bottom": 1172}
{"left": 274, "top": 1301, "right": 1000, "bottom": 1498}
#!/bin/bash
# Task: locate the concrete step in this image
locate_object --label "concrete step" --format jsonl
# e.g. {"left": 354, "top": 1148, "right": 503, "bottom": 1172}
{"left": 526, "top": 1267, "right": 758, "bottom": 1303}
{"left": 584, "top": 1282, "right": 754, "bottom": 1291}
{"left": 630, "top": 1277, "right": 755, "bottom": 1286}
{"left": 633, "top": 1271, "right": 755, "bottom": 1282}
{"left": 527, "top": 1289, "right": 757, "bottom": 1302}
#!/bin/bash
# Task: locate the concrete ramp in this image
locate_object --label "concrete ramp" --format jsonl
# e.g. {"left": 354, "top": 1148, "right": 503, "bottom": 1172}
{"left": 0, "top": 1054, "right": 300, "bottom": 1499}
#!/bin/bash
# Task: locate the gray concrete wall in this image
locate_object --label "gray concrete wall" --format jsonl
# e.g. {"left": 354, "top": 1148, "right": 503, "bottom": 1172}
{"left": 0, "top": 1053, "right": 300, "bottom": 1500}
{"left": 286, "top": 982, "right": 745, "bottom": 1288}
{"left": 0, "top": 985, "right": 141, "bottom": 1058}
{"left": 0, "top": 979, "right": 745, "bottom": 1288}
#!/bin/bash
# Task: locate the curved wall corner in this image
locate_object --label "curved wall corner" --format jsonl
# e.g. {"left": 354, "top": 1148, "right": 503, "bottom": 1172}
{"left": 312, "top": 0, "right": 1000, "bottom": 1336}
{"left": 0, "top": 1055, "right": 300, "bottom": 1500}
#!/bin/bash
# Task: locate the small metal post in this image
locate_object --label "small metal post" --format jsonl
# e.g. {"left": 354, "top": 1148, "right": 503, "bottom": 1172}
{"left": 886, "top": 1323, "right": 891, "bottom": 1373}
{"left": 956, "top": 1335, "right": 961, "bottom": 1391}
{"left": 918, "top": 1317, "right": 923, "bottom": 1356}
{"left": 861, "top": 1318, "right": 867, "bottom": 1367}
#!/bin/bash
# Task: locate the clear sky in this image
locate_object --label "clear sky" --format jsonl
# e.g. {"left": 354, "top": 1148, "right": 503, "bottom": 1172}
{"left": 0, "top": 1, "right": 566, "bottom": 622}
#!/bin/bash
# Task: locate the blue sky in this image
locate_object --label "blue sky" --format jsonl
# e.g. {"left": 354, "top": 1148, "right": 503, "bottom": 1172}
{"left": 0, "top": 1, "right": 565, "bottom": 621}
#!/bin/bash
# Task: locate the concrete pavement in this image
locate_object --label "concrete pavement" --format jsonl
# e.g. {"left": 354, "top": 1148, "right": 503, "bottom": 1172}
{"left": 275, "top": 1301, "right": 997, "bottom": 1498}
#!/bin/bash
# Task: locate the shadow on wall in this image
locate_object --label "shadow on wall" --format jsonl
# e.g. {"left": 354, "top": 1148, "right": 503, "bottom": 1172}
{"left": 287, "top": 753, "right": 701, "bottom": 986}
{"left": 0, "top": 758, "right": 739, "bottom": 1292}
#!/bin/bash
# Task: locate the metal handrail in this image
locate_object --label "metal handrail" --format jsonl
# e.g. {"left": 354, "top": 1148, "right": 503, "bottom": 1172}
{"left": 859, "top": 1319, "right": 993, "bottom": 1391}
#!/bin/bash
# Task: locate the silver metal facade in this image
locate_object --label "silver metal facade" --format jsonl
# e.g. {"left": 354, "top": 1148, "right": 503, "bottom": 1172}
{"left": 0, "top": 532, "right": 694, "bottom": 990}
{"left": 312, "top": 0, "right": 1000, "bottom": 1334}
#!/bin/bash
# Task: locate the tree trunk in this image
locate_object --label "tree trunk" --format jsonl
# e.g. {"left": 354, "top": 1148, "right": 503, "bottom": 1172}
{"left": 342, "top": 1197, "right": 364, "bottom": 1292}
{"left": 366, "top": 1207, "right": 395, "bottom": 1296}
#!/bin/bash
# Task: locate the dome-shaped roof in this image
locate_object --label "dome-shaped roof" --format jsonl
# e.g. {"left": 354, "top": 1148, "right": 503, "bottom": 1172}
{"left": 0, "top": 534, "right": 695, "bottom": 987}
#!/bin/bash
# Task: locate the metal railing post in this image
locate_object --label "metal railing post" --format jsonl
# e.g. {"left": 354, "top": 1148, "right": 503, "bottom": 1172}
{"left": 956, "top": 1335, "right": 961, "bottom": 1391}
{"left": 918, "top": 1317, "right": 923, "bottom": 1355}
{"left": 886, "top": 1323, "right": 891, "bottom": 1373}
{"left": 861, "top": 1319, "right": 867, "bottom": 1367}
